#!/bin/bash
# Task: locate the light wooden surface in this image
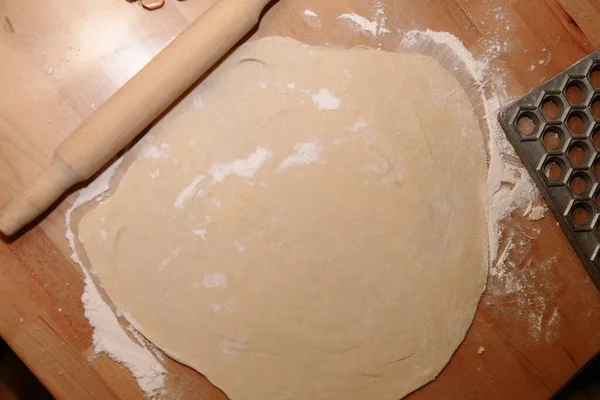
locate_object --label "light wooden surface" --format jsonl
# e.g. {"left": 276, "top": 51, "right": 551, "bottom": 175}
{"left": 1, "top": 0, "right": 599, "bottom": 399}
{"left": 0, "top": 0, "right": 270, "bottom": 236}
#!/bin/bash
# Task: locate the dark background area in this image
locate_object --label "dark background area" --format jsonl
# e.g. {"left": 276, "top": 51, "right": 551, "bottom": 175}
{"left": 553, "top": 353, "right": 600, "bottom": 400}
{"left": 0, "top": 337, "right": 53, "bottom": 400}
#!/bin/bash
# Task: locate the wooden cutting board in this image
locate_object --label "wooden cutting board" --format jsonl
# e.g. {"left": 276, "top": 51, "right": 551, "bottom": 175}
{"left": 1, "top": 0, "right": 599, "bottom": 399}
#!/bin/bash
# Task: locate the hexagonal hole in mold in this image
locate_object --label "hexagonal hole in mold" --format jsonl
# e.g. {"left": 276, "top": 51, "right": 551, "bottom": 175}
{"left": 542, "top": 156, "right": 568, "bottom": 184}
{"left": 542, "top": 126, "right": 567, "bottom": 152}
{"left": 594, "top": 156, "right": 600, "bottom": 179}
{"left": 595, "top": 187, "right": 600, "bottom": 209}
{"left": 569, "top": 171, "right": 592, "bottom": 197}
{"left": 592, "top": 126, "right": 600, "bottom": 150}
{"left": 568, "top": 201, "right": 594, "bottom": 230}
{"left": 591, "top": 96, "right": 600, "bottom": 120}
{"left": 589, "top": 65, "right": 600, "bottom": 88}
{"left": 565, "top": 79, "right": 589, "bottom": 105}
{"left": 540, "top": 95, "right": 565, "bottom": 121}
{"left": 515, "top": 110, "right": 541, "bottom": 137}
{"left": 567, "top": 141, "right": 592, "bottom": 167}
{"left": 567, "top": 110, "right": 590, "bottom": 136}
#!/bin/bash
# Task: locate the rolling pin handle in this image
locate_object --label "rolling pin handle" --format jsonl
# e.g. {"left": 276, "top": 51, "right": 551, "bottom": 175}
{"left": 0, "top": 157, "right": 79, "bottom": 236}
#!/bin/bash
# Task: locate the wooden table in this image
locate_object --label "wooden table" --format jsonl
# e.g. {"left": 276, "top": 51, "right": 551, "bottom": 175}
{"left": 1, "top": 0, "right": 599, "bottom": 398}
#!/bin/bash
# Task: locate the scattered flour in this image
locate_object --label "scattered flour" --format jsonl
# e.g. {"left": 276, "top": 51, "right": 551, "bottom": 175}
{"left": 203, "top": 272, "right": 228, "bottom": 289}
{"left": 192, "top": 228, "right": 208, "bottom": 241}
{"left": 192, "top": 92, "right": 204, "bottom": 109}
{"left": 311, "top": 88, "right": 341, "bottom": 110}
{"left": 303, "top": 9, "right": 321, "bottom": 27}
{"left": 528, "top": 206, "right": 547, "bottom": 221}
{"left": 338, "top": 13, "right": 379, "bottom": 37}
{"left": 523, "top": 201, "right": 533, "bottom": 217}
{"left": 346, "top": 118, "right": 370, "bottom": 133}
{"left": 545, "top": 307, "right": 561, "bottom": 341}
{"left": 174, "top": 175, "right": 206, "bottom": 209}
{"left": 478, "top": 346, "right": 486, "bottom": 355}
{"left": 81, "top": 270, "right": 165, "bottom": 396}
{"left": 174, "top": 147, "right": 272, "bottom": 209}
{"left": 140, "top": 143, "right": 168, "bottom": 160}
{"left": 399, "top": 28, "right": 560, "bottom": 343}
{"left": 279, "top": 141, "right": 323, "bottom": 171}
{"left": 400, "top": 28, "right": 539, "bottom": 263}
{"left": 208, "top": 147, "right": 273, "bottom": 183}
{"left": 400, "top": 30, "right": 487, "bottom": 85}
{"left": 337, "top": 1, "right": 390, "bottom": 37}
{"left": 65, "top": 158, "right": 166, "bottom": 398}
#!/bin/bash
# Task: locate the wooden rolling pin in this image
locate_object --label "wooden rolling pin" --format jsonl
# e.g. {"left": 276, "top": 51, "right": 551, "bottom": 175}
{"left": 0, "top": 0, "right": 271, "bottom": 236}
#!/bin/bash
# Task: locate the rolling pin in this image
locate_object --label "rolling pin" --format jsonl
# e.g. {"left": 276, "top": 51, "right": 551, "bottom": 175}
{"left": 0, "top": 0, "right": 272, "bottom": 236}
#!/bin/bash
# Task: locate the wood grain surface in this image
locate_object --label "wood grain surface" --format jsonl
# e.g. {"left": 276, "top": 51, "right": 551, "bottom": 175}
{"left": 0, "top": 0, "right": 599, "bottom": 399}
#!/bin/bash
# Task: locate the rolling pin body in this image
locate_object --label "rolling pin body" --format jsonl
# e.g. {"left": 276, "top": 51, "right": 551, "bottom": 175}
{"left": 0, "top": 0, "right": 271, "bottom": 236}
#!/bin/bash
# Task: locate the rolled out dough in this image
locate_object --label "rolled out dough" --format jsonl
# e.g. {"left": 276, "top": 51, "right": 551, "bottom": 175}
{"left": 78, "top": 37, "right": 488, "bottom": 399}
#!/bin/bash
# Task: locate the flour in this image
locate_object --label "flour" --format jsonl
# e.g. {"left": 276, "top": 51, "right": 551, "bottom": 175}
{"left": 192, "top": 228, "right": 208, "bottom": 241}
{"left": 338, "top": 13, "right": 379, "bottom": 37}
{"left": 399, "top": 29, "right": 538, "bottom": 263}
{"left": 337, "top": 2, "right": 389, "bottom": 37}
{"left": 65, "top": 158, "right": 166, "bottom": 398}
{"left": 400, "top": 30, "right": 487, "bottom": 85}
{"left": 311, "top": 88, "right": 341, "bottom": 110}
{"left": 175, "top": 147, "right": 274, "bottom": 211}
{"left": 279, "top": 141, "right": 323, "bottom": 171}
{"left": 81, "top": 269, "right": 166, "bottom": 396}
{"left": 545, "top": 307, "right": 560, "bottom": 341}
{"left": 528, "top": 206, "right": 547, "bottom": 221}
{"left": 208, "top": 147, "right": 273, "bottom": 183}
{"left": 398, "top": 29, "right": 562, "bottom": 342}
{"left": 203, "top": 272, "right": 228, "bottom": 289}
{"left": 234, "top": 240, "right": 246, "bottom": 254}
{"left": 303, "top": 9, "right": 321, "bottom": 28}
{"left": 140, "top": 143, "right": 168, "bottom": 160}
{"left": 174, "top": 175, "right": 206, "bottom": 209}
{"left": 346, "top": 118, "right": 370, "bottom": 133}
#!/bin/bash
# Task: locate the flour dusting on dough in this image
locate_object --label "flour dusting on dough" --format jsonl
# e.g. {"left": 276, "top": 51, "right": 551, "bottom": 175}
{"left": 279, "top": 141, "right": 323, "bottom": 171}
{"left": 174, "top": 175, "right": 206, "bottom": 209}
{"left": 193, "top": 229, "right": 208, "bottom": 241}
{"left": 346, "top": 118, "right": 370, "bottom": 133}
{"left": 399, "top": 29, "right": 536, "bottom": 262}
{"left": 64, "top": 157, "right": 166, "bottom": 397}
{"left": 220, "top": 340, "right": 244, "bottom": 355}
{"left": 208, "top": 147, "right": 273, "bottom": 183}
{"left": 140, "top": 143, "right": 168, "bottom": 160}
{"left": 234, "top": 240, "right": 246, "bottom": 254}
{"left": 192, "top": 92, "right": 204, "bottom": 109}
{"left": 203, "top": 272, "right": 228, "bottom": 289}
{"left": 399, "top": 28, "right": 564, "bottom": 343}
{"left": 311, "top": 89, "right": 341, "bottom": 111}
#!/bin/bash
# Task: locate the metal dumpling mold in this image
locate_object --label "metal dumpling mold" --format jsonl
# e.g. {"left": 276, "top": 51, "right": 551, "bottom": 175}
{"left": 499, "top": 52, "right": 600, "bottom": 289}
